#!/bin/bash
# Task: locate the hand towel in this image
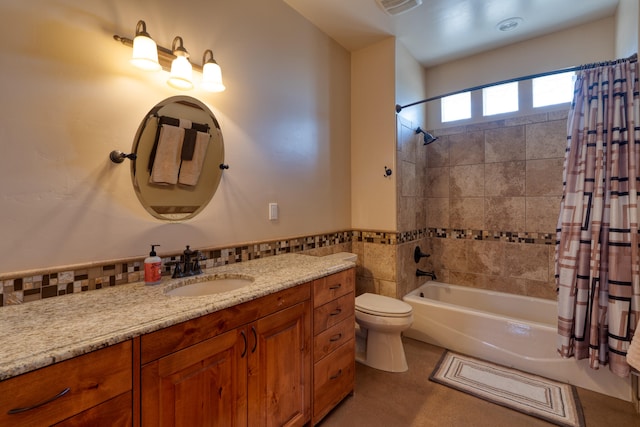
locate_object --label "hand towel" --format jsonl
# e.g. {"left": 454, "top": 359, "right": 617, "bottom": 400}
{"left": 178, "top": 131, "right": 210, "bottom": 186}
{"left": 150, "top": 124, "right": 184, "bottom": 185}
{"left": 181, "top": 128, "right": 197, "bottom": 161}
{"left": 627, "top": 330, "right": 640, "bottom": 371}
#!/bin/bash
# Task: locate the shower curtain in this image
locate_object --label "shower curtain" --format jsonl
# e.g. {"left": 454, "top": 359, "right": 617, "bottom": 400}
{"left": 555, "top": 56, "right": 639, "bottom": 377}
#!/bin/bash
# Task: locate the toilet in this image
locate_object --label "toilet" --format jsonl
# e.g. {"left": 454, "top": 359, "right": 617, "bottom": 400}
{"left": 355, "top": 293, "right": 413, "bottom": 372}
{"left": 321, "top": 252, "right": 413, "bottom": 372}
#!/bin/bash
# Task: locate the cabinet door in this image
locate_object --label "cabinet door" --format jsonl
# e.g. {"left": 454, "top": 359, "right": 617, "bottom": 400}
{"left": 142, "top": 329, "right": 248, "bottom": 427}
{"left": 248, "top": 301, "right": 311, "bottom": 427}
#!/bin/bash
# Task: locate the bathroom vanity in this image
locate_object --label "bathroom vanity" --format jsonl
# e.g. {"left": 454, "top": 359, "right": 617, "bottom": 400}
{"left": 0, "top": 254, "right": 355, "bottom": 426}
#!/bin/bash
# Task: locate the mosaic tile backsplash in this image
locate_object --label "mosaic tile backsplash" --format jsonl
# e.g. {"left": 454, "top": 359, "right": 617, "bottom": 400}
{"left": 0, "top": 227, "right": 555, "bottom": 307}
{"left": 0, "top": 231, "right": 354, "bottom": 307}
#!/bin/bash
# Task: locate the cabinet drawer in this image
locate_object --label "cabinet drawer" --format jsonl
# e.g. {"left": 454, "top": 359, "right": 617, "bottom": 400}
{"left": 313, "top": 269, "right": 354, "bottom": 308}
{"left": 313, "top": 339, "right": 355, "bottom": 423}
{"left": 313, "top": 317, "right": 355, "bottom": 362}
{"left": 313, "top": 293, "right": 354, "bottom": 335}
{"left": 142, "top": 283, "right": 310, "bottom": 363}
{"left": 0, "top": 341, "right": 132, "bottom": 427}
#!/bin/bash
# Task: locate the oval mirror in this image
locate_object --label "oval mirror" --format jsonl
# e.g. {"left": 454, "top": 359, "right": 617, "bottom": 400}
{"left": 130, "top": 96, "right": 224, "bottom": 221}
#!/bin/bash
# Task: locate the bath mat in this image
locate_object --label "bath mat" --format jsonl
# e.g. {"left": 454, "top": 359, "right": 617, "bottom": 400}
{"left": 430, "top": 351, "right": 585, "bottom": 427}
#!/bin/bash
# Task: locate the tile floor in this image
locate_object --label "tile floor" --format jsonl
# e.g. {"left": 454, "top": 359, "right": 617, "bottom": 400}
{"left": 319, "top": 337, "right": 639, "bottom": 426}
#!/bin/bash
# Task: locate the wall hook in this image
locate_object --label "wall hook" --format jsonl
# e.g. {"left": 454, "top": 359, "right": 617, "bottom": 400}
{"left": 219, "top": 163, "right": 229, "bottom": 170}
{"left": 383, "top": 166, "right": 392, "bottom": 178}
{"left": 109, "top": 150, "right": 137, "bottom": 164}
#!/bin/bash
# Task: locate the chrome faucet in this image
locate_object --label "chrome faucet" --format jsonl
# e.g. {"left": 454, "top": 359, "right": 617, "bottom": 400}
{"left": 416, "top": 269, "right": 437, "bottom": 280}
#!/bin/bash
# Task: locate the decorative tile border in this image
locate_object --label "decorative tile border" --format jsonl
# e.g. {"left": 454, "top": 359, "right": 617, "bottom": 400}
{"left": 0, "top": 227, "right": 555, "bottom": 307}
{"left": 0, "top": 231, "right": 353, "bottom": 307}
{"left": 429, "top": 228, "right": 556, "bottom": 245}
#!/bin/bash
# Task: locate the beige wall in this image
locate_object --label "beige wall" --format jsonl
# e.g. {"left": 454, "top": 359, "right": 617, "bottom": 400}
{"left": 615, "top": 0, "right": 640, "bottom": 57}
{"left": 0, "top": 0, "right": 351, "bottom": 273}
{"left": 394, "top": 40, "right": 428, "bottom": 130}
{"left": 351, "top": 37, "right": 397, "bottom": 232}
{"left": 424, "top": 17, "right": 615, "bottom": 128}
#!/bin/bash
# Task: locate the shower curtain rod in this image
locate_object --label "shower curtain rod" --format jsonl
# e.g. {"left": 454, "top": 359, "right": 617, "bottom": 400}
{"left": 395, "top": 53, "right": 638, "bottom": 113}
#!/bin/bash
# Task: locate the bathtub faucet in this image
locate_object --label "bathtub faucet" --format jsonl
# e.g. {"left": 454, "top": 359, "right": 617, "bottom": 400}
{"left": 416, "top": 269, "right": 437, "bottom": 280}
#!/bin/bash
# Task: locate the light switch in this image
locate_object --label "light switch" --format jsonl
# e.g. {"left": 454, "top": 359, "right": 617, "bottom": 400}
{"left": 269, "top": 203, "right": 278, "bottom": 220}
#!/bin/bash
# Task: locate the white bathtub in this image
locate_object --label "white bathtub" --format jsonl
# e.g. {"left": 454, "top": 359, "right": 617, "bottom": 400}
{"left": 403, "top": 281, "right": 631, "bottom": 401}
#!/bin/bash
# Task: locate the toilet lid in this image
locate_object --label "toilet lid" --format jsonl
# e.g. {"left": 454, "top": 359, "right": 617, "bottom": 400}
{"left": 355, "top": 293, "right": 412, "bottom": 317}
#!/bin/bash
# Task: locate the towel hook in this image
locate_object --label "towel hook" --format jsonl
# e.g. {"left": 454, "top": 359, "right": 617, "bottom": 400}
{"left": 109, "top": 150, "right": 137, "bottom": 163}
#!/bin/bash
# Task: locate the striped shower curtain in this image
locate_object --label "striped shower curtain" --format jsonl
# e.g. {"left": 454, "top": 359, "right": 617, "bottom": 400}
{"left": 555, "top": 56, "right": 640, "bottom": 377}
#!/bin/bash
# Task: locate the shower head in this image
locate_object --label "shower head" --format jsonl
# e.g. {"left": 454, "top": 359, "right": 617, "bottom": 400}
{"left": 415, "top": 127, "right": 438, "bottom": 145}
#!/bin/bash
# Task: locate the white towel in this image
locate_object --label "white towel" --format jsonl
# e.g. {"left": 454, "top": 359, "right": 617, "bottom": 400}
{"left": 179, "top": 118, "right": 192, "bottom": 129}
{"left": 178, "top": 131, "right": 210, "bottom": 186}
{"left": 150, "top": 124, "right": 184, "bottom": 185}
{"left": 627, "top": 331, "right": 640, "bottom": 371}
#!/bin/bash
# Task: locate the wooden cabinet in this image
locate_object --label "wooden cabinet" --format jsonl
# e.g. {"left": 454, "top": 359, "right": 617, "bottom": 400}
{"left": 0, "top": 341, "right": 132, "bottom": 427}
{"left": 311, "top": 268, "right": 355, "bottom": 425}
{"left": 248, "top": 301, "right": 311, "bottom": 426}
{"left": 140, "top": 283, "right": 311, "bottom": 426}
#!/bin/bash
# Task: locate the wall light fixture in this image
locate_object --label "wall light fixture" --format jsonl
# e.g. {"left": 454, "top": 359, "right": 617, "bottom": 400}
{"left": 114, "top": 20, "right": 225, "bottom": 92}
{"left": 167, "top": 36, "right": 193, "bottom": 90}
{"left": 130, "top": 21, "right": 161, "bottom": 71}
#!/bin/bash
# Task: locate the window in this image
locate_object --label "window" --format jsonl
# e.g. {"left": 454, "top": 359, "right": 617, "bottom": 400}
{"left": 532, "top": 71, "right": 575, "bottom": 108}
{"left": 441, "top": 91, "right": 471, "bottom": 122}
{"left": 483, "top": 82, "right": 518, "bottom": 116}
{"left": 436, "top": 69, "right": 575, "bottom": 126}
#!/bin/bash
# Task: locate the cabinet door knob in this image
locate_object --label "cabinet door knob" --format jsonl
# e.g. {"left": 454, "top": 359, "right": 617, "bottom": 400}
{"left": 329, "top": 333, "right": 343, "bottom": 342}
{"left": 7, "top": 387, "right": 71, "bottom": 414}
{"left": 329, "top": 308, "right": 342, "bottom": 316}
{"left": 329, "top": 284, "right": 342, "bottom": 290}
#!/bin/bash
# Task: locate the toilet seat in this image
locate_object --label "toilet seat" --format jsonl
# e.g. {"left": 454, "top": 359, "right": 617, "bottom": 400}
{"left": 356, "top": 293, "right": 412, "bottom": 318}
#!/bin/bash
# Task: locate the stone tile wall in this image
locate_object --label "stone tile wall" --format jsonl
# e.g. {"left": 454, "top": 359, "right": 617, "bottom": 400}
{"left": 371, "top": 110, "right": 568, "bottom": 301}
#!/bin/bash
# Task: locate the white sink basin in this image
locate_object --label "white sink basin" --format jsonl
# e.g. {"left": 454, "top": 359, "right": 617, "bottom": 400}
{"left": 165, "top": 276, "right": 254, "bottom": 297}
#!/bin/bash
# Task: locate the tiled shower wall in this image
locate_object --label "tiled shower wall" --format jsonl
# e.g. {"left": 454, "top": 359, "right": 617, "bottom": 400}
{"left": 356, "top": 110, "right": 568, "bottom": 300}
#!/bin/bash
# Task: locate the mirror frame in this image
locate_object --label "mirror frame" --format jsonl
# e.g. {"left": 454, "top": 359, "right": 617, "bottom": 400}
{"left": 130, "top": 96, "right": 224, "bottom": 221}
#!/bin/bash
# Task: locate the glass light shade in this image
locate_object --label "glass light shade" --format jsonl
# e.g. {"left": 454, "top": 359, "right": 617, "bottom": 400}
{"left": 201, "top": 61, "right": 226, "bottom": 92}
{"left": 167, "top": 56, "right": 193, "bottom": 90}
{"left": 130, "top": 35, "right": 161, "bottom": 71}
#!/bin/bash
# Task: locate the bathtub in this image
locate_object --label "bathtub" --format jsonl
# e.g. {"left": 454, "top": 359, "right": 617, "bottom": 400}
{"left": 403, "top": 281, "right": 631, "bottom": 401}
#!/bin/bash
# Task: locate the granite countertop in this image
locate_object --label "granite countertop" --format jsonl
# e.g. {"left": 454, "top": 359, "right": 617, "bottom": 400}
{"left": 0, "top": 253, "right": 354, "bottom": 381}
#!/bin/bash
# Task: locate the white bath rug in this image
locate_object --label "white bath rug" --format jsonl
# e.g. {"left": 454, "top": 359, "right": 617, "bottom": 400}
{"left": 430, "top": 351, "right": 585, "bottom": 427}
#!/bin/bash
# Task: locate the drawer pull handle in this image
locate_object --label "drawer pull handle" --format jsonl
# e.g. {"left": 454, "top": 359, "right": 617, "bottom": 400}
{"left": 7, "top": 387, "right": 71, "bottom": 414}
{"left": 329, "top": 284, "right": 342, "bottom": 290}
{"left": 329, "top": 333, "right": 343, "bottom": 342}
{"left": 330, "top": 369, "right": 343, "bottom": 380}
{"left": 329, "top": 308, "right": 342, "bottom": 316}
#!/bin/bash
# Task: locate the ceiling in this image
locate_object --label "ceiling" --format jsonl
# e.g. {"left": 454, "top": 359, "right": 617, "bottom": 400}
{"left": 283, "top": 0, "right": 619, "bottom": 67}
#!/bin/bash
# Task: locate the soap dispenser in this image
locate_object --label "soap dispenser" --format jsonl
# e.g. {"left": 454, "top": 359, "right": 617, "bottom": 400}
{"left": 144, "top": 244, "right": 162, "bottom": 285}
